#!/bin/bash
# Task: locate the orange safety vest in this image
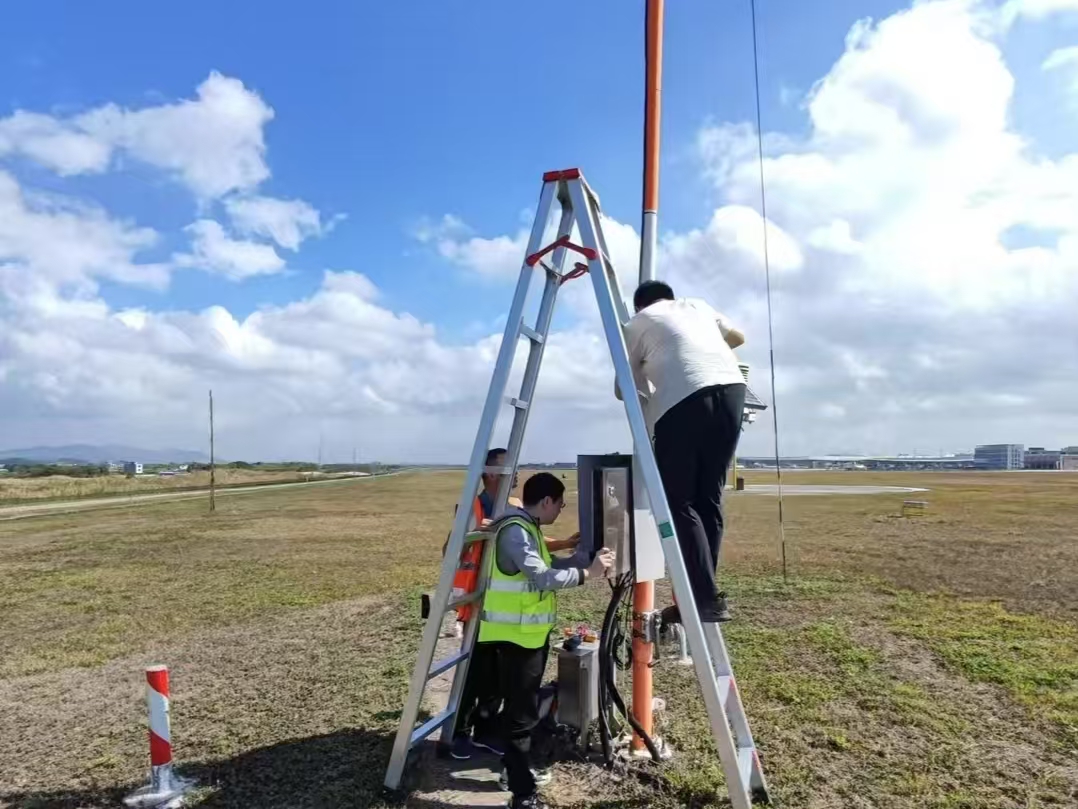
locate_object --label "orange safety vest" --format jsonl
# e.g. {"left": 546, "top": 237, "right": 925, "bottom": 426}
{"left": 451, "top": 498, "right": 486, "bottom": 622}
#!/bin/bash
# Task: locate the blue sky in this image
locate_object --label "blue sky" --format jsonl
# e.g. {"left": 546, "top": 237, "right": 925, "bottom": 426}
{"left": 0, "top": 0, "right": 909, "bottom": 335}
{"left": 1, "top": 0, "right": 1077, "bottom": 461}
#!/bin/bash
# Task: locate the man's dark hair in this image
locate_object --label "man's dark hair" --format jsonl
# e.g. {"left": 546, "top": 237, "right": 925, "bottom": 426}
{"left": 482, "top": 448, "right": 507, "bottom": 481}
{"left": 522, "top": 472, "right": 565, "bottom": 507}
{"left": 633, "top": 280, "right": 674, "bottom": 311}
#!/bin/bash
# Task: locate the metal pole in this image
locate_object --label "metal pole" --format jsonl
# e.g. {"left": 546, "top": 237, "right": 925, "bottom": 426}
{"left": 632, "top": 0, "right": 664, "bottom": 755}
{"left": 208, "top": 390, "right": 216, "bottom": 513}
{"left": 639, "top": 0, "right": 663, "bottom": 284}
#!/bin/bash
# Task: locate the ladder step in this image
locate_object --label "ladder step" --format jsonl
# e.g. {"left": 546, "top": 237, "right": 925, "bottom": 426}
{"left": 520, "top": 325, "right": 545, "bottom": 345}
{"left": 447, "top": 590, "right": 482, "bottom": 610}
{"left": 463, "top": 530, "right": 490, "bottom": 545}
{"left": 737, "top": 747, "right": 755, "bottom": 790}
{"left": 717, "top": 674, "right": 732, "bottom": 706}
{"left": 428, "top": 649, "right": 470, "bottom": 680}
{"left": 506, "top": 397, "right": 529, "bottom": 410}
{"left": 409, "top": 707, "right": 455, "bottom": 749}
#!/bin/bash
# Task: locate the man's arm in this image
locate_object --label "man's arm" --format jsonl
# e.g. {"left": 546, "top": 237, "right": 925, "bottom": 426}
{"left": 545, "top": 532, "right": 580, "bottom": 553}
{"left": 498, "top": 523, "right": 586, "bottom": 590}
{"left": 711, "top": 306, "right": 745, "bottom": 349}
{"left": 723, "top": 328, "right": 745, "bottom": 349}
{"left": 616, "top": 318, "right": 649, "bottom": 402}
{"left": 550, "top": 544, "right": 591, "bottom": 570}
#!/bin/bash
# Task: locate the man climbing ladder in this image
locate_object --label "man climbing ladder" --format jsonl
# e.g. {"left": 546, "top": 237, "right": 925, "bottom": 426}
{"left": 618, "top": 279, "right": 748, "bottom": 624}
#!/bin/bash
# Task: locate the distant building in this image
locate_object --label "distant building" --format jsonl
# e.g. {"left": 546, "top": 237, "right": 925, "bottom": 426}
{"left": 737, "top": 454, "right": 978, "bottom": 470}
{"left": 974, "top": 444, "right": 1025, "bottom": 470}
{"left": 1062, "top": 446, "right": 1078, "bottom": 455}
{"left": 1063, "top": 455, "right": 1078, "bottom": 471}
{"left": 123, "top": 462, "right": 143, "bottom": 475}
{"left": 1025, "top": 448, "right": 1062, "bottom": 470}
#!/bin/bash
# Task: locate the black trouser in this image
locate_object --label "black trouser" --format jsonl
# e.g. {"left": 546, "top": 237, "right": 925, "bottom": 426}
{"left": 487, "top": 639, "right": 549, "bottom": 799}
{"left": 654, "top": 383, "right": 746, "bottom": 621}
{"left": 453, "top": 642, "right": 500, "bottom": 739}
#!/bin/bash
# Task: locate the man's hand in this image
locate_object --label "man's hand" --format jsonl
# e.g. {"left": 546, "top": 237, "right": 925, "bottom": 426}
{"left": 586, "top": 547, "right": 615, "bottom": 581}
{"left": 545, "top": 531, "right": 581, "bottom": 553}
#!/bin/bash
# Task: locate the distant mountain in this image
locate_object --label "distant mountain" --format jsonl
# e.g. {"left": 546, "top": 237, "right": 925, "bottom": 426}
{"left": 0, "top": 445, "right": 209, "bottom": 464}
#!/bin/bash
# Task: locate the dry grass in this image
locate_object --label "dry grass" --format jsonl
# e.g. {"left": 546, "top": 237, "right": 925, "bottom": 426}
{"left": 1, "top": 470, "right": 1077, "bottom": 808}
{"left": 0, "top": 469, "right": 314, "bottom": 504}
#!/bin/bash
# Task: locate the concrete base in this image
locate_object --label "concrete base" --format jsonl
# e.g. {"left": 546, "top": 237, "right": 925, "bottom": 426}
{"left": 123, "top": 771, "right": 196, "bottom": 809}
{"left": 625, "top": 734, "right": 674, "bottom": 761}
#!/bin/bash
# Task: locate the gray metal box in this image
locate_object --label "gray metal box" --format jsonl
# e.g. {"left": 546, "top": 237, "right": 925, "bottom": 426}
{"left": 577, "top": 454, "right": 634, "bottom": 577}
{"left": 555, "top": 639, "right": 600, "bottom": 733}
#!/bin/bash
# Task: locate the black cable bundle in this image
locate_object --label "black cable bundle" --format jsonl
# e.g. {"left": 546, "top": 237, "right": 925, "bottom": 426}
{"left": 597, "top": 572, "right": 662, "bottom": 764}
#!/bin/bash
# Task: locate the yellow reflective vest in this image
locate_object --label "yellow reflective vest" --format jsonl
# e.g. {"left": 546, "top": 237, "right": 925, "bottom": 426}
{"left": 478, "top": 516, "right": 557, "bottom": 648}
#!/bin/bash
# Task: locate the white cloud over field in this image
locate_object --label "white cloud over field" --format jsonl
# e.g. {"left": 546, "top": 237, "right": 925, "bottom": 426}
{"left": 2, "top": 0, "right": 1077, "bottom": 462}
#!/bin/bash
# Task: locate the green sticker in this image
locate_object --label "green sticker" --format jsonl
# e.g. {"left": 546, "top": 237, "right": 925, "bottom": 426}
{"left": 658, "top": 521, "right": 674, "bottom": 538}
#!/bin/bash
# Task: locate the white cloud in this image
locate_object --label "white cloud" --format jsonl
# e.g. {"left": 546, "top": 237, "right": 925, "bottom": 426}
{"left": 1001, "top": 0, "right": 1078, "bottom": 24}
{"left": 685, "top": 0, "right": 1078, "bottom": 452}
{"left": 224, "top": 195, "right": 327, "bottom": 250}
{"left": 2, "top": 0, "right": 1078, "bottom": 462}
{"left": 0, "top": 72, "right": 272, "bottom": 198}
{"left": 416, "top": 215, "right": 529, "bottom": 280}
{"left": 1042, "top": 46, "right": 1078, "bottom": 95}
{"left": 0, "top": 111, "right": 112, "bottom": 175}
{"left": 1043, "top": 46, "right": 1078, "bottom": 71}
{"left": 174, "top": 219, "right": 285, "bottom": 280}
{"left": 807, "top": 219, "right": 862, "bottom": 254}
{"left": 0, "top": 170, "right": 167, "bottom": 291}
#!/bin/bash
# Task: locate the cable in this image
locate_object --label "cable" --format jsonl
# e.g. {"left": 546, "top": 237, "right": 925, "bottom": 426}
{"left": 598, "top": 572, "right": 661, "bottom": 764}
{"left": 749, "top": 0, "right": 789, "bottom": 582}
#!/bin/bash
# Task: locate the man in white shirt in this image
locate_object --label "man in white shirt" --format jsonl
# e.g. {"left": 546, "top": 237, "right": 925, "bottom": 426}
{"left": 617, "top": 280, "right": 747, "bottom": 623}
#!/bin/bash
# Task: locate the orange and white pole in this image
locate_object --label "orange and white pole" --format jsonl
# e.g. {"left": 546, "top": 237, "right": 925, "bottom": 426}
{"left": 639, "top": 0, "right": 664, "bottom": 284}
{"left": 632, "top": 0, "right": 664, "bottom": 756}
{"left": 124, "top": 666, "right": 195, "bottom": 808}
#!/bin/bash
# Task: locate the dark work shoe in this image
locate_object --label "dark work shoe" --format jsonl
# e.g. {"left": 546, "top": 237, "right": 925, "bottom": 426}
{"left": 509, "top": 793, "right": 551, "bottom": 809}
{"left": 715, "top": 591, "right": 732, "bottom": 622}
{"left": 449, "top": 735, "right": 474, "bottom": 760}
{"left": 662, "top": 595, "right": 732, "bottom": 625}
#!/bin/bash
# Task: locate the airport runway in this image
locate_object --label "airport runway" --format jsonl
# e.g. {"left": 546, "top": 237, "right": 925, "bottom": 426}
{"left": 742, "top": 484, "right": 929, "bottom": 496}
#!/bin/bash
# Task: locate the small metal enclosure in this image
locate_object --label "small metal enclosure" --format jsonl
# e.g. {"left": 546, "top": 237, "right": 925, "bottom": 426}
{"left": 555, "top": 639, "right": 600, "bottom": 736}
{"left": 577, "top": 454, "right": 635, "bottom": 577}
{"left": 577, "top": 453, "right": 665, "bottom": 581}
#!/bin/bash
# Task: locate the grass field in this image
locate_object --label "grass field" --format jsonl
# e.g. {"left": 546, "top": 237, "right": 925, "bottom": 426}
{"left": 0, "top": 469, "right": 327, "bottom": 504}
{"left": 1, "top": 470, "right": 1076, "bottom": 808}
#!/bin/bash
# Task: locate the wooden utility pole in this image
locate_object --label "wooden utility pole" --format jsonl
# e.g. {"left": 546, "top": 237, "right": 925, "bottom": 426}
{"left": 209, "top": 390, "right": 216, "bottom": 513}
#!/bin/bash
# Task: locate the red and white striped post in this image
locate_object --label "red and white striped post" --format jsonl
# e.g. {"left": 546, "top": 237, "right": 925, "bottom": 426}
{"left": 124, "top": 665, "right": 195, "bottom": 808}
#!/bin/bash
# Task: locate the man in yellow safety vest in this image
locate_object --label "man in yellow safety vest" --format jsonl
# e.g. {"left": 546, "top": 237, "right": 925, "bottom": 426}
{"left": 478, "top": 472, "right": 614, "bottom": 809}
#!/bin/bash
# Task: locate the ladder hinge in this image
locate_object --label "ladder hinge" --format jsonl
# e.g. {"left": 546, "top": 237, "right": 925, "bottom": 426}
{"left": 525, "top": 235, "right": 597, "bottom": 268}
{"left": 542, "top": 168, "right": 581, "bottom": 182}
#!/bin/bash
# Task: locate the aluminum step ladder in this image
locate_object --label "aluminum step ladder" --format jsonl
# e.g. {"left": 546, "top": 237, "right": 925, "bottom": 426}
{"left": 384, "top": 169, "right": 770, "bottom": 808}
